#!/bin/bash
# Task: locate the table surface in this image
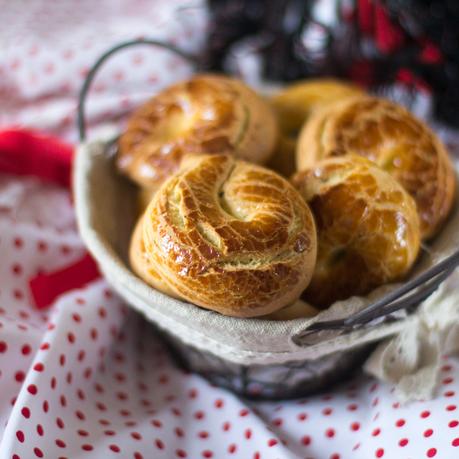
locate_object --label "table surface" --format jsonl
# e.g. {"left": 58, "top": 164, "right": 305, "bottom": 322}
{"left": 1, "top": 2, "right": 459, "bottom": 458}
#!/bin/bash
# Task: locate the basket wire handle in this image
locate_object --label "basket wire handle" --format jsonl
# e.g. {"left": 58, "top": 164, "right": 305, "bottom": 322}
{"left": 77, "top": 38, "right": 200, "bottom": 143}
{"left": 295, "top": 247, "right": 459, "bottom": 342}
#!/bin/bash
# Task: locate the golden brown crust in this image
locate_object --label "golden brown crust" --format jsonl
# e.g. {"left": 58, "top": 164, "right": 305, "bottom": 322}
{"left": 297, "top": 96, "right": 456, "bottom": 238}
{"left": 130, "top": 154, "right": 317, "bottom": 317}
{"left": 118, "top": 74, "right": 279, "bottom": 191}
{"left": 292, "top": 155, "right": 421, "bottom": 308}
{"left": 129, "top": 216, "right": 179, "bottom": 299}
{"left": 268, "top": 79, "right": 364, "bottom": 178}
{"left": 271, "top": 78, "right": 364, "bottom": 138}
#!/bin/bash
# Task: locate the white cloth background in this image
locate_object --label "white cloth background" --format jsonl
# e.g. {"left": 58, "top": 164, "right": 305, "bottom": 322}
{"left": 1, "top": 1, "right": 459, "bottom": 458}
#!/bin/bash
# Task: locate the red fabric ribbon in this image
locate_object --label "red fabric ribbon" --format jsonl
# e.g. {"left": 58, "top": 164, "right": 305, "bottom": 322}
{"left": 0, "top": 129, "right": 74, "bottom": 187}
{"left": 0, "top": 127, "right": 101, "bottom": 308}
{"left": 29, "top": 254, "right": 101, "bottom": 309}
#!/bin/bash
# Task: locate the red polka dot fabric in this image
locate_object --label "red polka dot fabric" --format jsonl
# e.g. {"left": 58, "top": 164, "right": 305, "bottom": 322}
{"left": 1, "top": 1, "right": 459, "bottom": 458}
{"left": 1, "top": 195, "right": 459, "bottom": 459}
{"left": 0, "top": 0, "right": 208, "bottom": 142}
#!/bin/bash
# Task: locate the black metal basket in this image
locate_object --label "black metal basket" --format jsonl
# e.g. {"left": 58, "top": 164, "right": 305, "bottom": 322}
{"left": 77, "top": 39, "right": 459, "bottom": 400}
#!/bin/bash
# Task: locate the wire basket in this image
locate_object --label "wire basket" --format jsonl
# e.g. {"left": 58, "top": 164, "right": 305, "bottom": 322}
{"left": 75, "top": 39, "right": 459, "bottom": 400}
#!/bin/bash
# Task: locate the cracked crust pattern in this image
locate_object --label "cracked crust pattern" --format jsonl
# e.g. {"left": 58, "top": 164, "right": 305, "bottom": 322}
{"left": 297, "top": 96, "right": 455, "bottom": 239}
{"left": 293, "top": 156, "right": 421, "bottom": 307}
{"left": 130, "top": 154, "right": 317, "bottom": 317}
{"left": 118, "top": 74, "right": 279, "bottom": 191}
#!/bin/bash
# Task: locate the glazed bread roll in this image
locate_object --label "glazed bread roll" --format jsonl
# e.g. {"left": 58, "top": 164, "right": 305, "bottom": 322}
{"left": 130, "top": 154, "right": 317, "bottom": 317}
{"left": 118, "top": 74, "right": 279, "bottom": 191}
{"left": 271, "top": 78, "right": 364, "bottom": 138}
{"left": 268, "top": 79, "right": 364, "bottom": 177}
{"left": 297, "top": 96, "right": 456, "bottom": 239}
{"left": 130, "top": 216, "right": 178, "bottom": 299}
{"left": 293, "top": 156, "right": 421, "bottom": 308}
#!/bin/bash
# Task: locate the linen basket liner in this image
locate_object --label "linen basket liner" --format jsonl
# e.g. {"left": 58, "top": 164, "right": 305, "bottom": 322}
{"left": 74, "top": 138, "right": 459, "bottom": 366}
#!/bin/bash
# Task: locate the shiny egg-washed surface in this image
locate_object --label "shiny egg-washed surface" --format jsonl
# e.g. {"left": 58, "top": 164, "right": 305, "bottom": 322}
{"left": 297, "top": 96, "right": 456, "bottom": 239}
{"left": 267, "top": 79, "right": 363, "bottom": 178}
{"left": 293, "top": 156, "right": 421, "bottom": 308}
{"left": 130, "top": 154, "right": 317, "bottom": 317}
{"left": 117, "top": 74, "right": 278, "bottom": 191}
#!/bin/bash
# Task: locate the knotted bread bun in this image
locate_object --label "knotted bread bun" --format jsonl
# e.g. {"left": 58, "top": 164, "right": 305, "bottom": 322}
{"left": 293, "top": 155, "right": 421, "bottom": 308}
{"left": 271, "top": 78, "right": 364, "bottom": 139}
{"left": 130, "top": 154, "right": 317, "bottom": 317}
{"left": 267, "top": 79, "right": 364, "bottom": 177}
{"left": 118, "top": 74, "right": 279, "bottom": 192}
{"left": 296, "top": 96, "right": 455, "bottom": 239}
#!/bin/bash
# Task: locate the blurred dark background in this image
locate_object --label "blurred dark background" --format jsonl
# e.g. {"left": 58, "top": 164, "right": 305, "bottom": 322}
{"left": 205, "top": 0, "right": 459, "bottom": 127}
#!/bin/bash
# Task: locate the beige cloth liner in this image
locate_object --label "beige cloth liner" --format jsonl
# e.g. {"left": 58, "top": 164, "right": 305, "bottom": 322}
{"left": 74, "top": 134, "right": 459, "bottom": 401}
{"left": 365, "top": 270, "right": 459, "bottom": 402}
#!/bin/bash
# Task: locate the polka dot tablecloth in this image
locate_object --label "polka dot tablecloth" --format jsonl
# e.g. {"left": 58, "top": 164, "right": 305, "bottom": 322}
{"left": 0, "top": 176, "right": 459, "bottom": 459}
{"left": 1, "top": 1, "right": 459, "bottom": 458}
{"left": 0, "top": 0, "right": 208, "bottom": 142}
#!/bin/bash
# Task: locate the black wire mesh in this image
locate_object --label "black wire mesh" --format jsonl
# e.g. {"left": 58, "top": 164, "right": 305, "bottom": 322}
{"left": 161, "top": 329, "right": 374, "bottom": 400}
